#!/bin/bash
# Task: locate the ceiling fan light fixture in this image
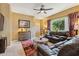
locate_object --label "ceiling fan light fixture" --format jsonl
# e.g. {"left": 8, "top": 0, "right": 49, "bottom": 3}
{"left": 33, "top": 4, "right": 53, "bottom": 14}
{"left": 41, "top": 11, "right": 44, "bottom": 13}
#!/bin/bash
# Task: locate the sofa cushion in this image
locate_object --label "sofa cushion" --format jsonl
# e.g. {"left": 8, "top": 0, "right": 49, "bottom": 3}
{"left": 49, "top": 32, "right": 68, "bottom": 36}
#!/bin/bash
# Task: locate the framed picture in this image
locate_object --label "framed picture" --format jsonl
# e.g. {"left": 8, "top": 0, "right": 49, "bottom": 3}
{"left": 18, "top": 20, "right": 30, "bottom": 28}
{"left": 50, "top": 16, "right": 69, "bottom": 32}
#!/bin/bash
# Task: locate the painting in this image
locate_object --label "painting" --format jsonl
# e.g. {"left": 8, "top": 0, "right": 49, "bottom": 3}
{"left": 50, "top": 16, "right": 69, "bottom": 32}
{"left": 52, "top": 19, "right": 65, "bottom": 31}
{"left": 18, "top": 20, "right": 30, "bottom": 28}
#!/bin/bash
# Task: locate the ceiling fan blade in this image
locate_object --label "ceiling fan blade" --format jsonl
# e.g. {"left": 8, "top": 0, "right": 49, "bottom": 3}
{"left": 33, "top": 9, "right": 40, "bottom": 11}
{"left": 37, "top": 11, "right": 41, "bottom": 14}
{"left": 44, "top": 8, "right": 53, "bottom": 10}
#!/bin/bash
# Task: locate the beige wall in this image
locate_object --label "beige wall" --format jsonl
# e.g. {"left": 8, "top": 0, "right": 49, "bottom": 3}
{"left": 30, "top": 18, "right": 40, "bottom": 39}
{"left": 47, "top": 5, "right": 79, "bottom": 20}
{"left": 11, "top": 12, "right": 34, "bottom": 41}
{"left": 40, "top": 19, "right": 47, "bottom": 35}
{"left": 0, "top": 3, "right": 11, "bottom": 45}
{"left": 11, "top": 12, "right": 40, "bottom": 41}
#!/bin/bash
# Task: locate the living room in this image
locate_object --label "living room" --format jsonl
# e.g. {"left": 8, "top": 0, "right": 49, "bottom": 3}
{"left": 0, "top": 3, "right": 79, "bottom": 56}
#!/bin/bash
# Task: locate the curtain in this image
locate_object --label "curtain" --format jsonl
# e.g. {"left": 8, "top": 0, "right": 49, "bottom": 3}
{"left": 47, "top": 19, "right": 51, "bottom": 31}
{"left": 68, "top": 12, "right": 79, "bottom": 36}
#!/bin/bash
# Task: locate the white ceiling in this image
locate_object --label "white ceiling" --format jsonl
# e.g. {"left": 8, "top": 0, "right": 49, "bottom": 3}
{"left": 10, "top": 3, "right": 79, "bottom": 19}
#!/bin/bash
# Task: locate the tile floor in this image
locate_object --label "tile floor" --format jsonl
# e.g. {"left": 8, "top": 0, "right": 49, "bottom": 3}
{"left": 0, "top": 41, "right": 25, "bottom": 56}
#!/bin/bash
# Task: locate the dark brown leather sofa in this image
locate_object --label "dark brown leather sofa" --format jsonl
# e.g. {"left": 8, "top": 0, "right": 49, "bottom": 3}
{"left": 37, "top": 38, "right": 71, "bottom": 56}
{"left": 44, "top": 31, "right": 69, "bottom": 43}
{"left": 37, "top": 31, "right": 70, "bottom": 56}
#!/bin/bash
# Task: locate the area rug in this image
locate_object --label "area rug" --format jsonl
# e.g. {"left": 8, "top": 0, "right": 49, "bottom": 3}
{"left": 21, "top": 40, "right": 37, "bottom": 56}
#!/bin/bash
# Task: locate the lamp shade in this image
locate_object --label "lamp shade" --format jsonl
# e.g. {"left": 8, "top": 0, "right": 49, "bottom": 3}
{"left": 18, "top": 28, "right": 26, "bottom": 32}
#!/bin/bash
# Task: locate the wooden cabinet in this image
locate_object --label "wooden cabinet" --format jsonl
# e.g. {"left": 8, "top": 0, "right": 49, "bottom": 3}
{"left": 18, "top": 31, "right": 31, "bottom": 41}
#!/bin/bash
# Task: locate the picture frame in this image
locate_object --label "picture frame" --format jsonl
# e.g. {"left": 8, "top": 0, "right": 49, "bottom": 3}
{"left": 50, "top": 16, "right": 69, "bottom": 32}
{"left": 18, "top": 20, "right": 30, "bottom": 28}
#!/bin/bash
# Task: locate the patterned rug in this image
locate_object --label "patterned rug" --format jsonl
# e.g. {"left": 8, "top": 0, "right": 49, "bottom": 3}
{"left": 21, "top": 40, "right": 37, "bottom": 56}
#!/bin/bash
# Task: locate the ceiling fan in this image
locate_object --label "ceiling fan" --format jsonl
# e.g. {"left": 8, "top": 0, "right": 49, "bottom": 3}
{"left": 33, "top": 5, "right": 53, "bottom": 14}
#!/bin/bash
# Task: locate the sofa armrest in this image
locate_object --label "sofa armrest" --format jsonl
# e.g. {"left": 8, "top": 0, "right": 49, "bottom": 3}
{"left": 37, "top": 44, "right": 56, "bottom": 56}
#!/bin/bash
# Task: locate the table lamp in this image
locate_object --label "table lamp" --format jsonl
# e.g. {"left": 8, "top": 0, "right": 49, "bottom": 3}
{"left": 74, "top": 24, "right": 79, "bottom": 35}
